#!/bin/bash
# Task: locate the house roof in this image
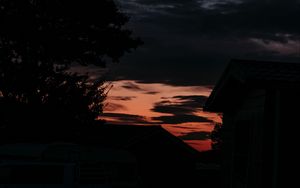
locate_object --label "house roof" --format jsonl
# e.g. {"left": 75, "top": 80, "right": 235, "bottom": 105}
{"left": 80, "top": 124, "right": 199, "bottom": 156}
{"left": 0, "top": 124, "right": 199, "bottom": 158}
{"left": 204, "top": 59, "right": 300, "bottom": 112}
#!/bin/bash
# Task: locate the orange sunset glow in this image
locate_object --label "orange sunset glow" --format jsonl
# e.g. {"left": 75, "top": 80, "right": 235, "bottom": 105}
{"left": 102, "top": 80, "right": 221, "bottom": 151}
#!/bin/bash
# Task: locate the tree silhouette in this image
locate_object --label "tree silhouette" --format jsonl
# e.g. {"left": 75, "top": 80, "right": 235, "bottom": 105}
{"left": 211, "top": 123, "right": 224, "bottom": 151}
{"left": 0, "top": 0, "right": 141, "bottom": 129}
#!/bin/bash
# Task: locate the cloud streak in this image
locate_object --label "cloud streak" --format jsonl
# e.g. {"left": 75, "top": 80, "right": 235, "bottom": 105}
{"left": 151, "top": 95, "right": 207, "bottom": 114}
{"left": 153, "top": 114, "right": 212, "bottom": 124}
{"left": 121, "top": 82, "right": 144, "bottom": 91}
{"left": 151, "top": 95, "right": 213, "bottom": 124}
{"left": 102, "top": 113, "right": 156, "bottom": 125}
{"left": 110, "top": 96, "right": 137, "bottom": 101}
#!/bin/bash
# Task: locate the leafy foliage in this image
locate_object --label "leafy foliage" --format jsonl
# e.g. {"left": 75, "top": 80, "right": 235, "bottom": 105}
{"left": 211, "top": 123, "right": 224, "bottom": 150}
{"left": 0, "top": 0, "right": 141, "bottom": 128}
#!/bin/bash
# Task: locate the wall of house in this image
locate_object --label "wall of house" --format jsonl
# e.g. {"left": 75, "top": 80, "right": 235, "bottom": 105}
{"left": 275, "top": 88, "right": 300, "bottom": 188}
{"left": 222, "top": 89, "right": 266, "bottom": 188}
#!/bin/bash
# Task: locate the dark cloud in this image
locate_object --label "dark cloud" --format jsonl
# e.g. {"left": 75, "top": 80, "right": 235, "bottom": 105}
{"left": 110, "top": 96, "right": 137, "bottom": 101}
{"left": 179, "top": 131, "right": 211, "bottom": 140}
{"left": 121, "top": 82, "right": 144, "bottom": 91}
{"left": 119, "top": 82, "right": 160, "bottom": 94}
{"left": 104, "top": 103, "right": 127, "bottom": 111}
{"left": 151, "top": 95, "right": 212, "bottom": 124}
{"left": 173, "top": 95, "right": 208, "bottom": 107}
{"left": 144, "top": 91, "right": 159, "bottom": 95}
{"left": 172, "top": 125, "right": 200, "bottom": 130}
{"left": 196, "top": 1, "right": 300, "bottom": 42}
{"left": 121, "top": 0, "right": 300, "bottom": 40}
{"left": 102, "top": 113, "right": 156, "bottom": 125}
{"left": 109, "top": 0, "right": 300, "bottom": 86}
{"left": 151, "top": 95, "right": 208, "bottom": 115}
{"left": 153, "top": 115, "right": 212, "bottom": 124}
{"left": 152, "top": 100, "right": 197, "bottom": 115}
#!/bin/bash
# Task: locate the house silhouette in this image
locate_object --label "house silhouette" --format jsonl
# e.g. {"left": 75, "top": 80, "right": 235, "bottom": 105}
{"left": 0, "top": 124, "right": 199, "bottom": 187}
{"left": 204, "top": 59, "right": 300, "bottom": 188}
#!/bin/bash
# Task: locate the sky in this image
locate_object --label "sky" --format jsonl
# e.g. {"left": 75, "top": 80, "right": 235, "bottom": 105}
{"left": 102, "top": 80, "right": 221, "bottom": 151}
{"left": 100, "top": 0, "right": 300, "bottom": 151}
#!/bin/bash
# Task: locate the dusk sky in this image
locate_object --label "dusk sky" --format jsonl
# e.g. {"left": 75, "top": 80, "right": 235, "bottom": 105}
{"left": 100, "top": 0, "right": 300, "bottom": 151}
